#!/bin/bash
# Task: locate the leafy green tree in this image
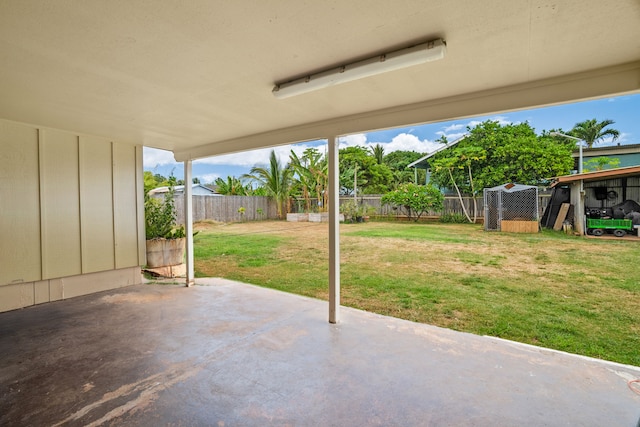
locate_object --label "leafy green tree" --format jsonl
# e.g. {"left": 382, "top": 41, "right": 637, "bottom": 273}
{"left": 430, "top": 144, "right": 484, "bottom": 222}
{"left": 214, "top": 176, "right": 249, "bottom": 195}
{"left": 250, "top": 186, "right": 268, "bottom": 196}
{"left": 383, "top": 150, "right": 426, "bottom": 187}
{"left": 583, "top": 156, "right": 620, "bottom": 172}
{"left": 569, "top": 119, "right": 620, "bottom": 148}
{"left": 242, "top": 150, "right": 292, "bottom": 218}
{"left": 339, "top": 146, "right": 393, "bottom": 195}
{"left": 381, "top": 183, "right": 444, "bottom": 221}
{"left": 369, "top": 144, "right": 385, "bottom": 164}
{"left": 429, "top": 121, "right": 574, "bottom": 221}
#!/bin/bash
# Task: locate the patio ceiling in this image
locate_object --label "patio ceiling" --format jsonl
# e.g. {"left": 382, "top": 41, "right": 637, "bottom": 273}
{"left": 1, "top": 1, "right": 639, "bottom": 161}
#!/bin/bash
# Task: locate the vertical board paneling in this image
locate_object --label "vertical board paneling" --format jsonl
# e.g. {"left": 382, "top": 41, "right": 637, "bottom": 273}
{"left": 80, "top": 136, "right": 115, "bottom": 273}
{"left": 113, "top": 143, "right": 139, "bottom": 268}
{"left": 0, "top": 121, "right": 41, "bottom": 285}
{"left": 40, "top": 129, "right": 82, "bottom": 279}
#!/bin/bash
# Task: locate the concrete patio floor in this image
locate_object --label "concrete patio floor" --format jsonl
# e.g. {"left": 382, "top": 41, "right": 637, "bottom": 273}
{"left": 1, "top": 278, "right": 639, "bottom": 426}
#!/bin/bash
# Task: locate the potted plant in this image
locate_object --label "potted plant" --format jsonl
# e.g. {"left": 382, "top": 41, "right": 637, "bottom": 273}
{"left": 145, "top": 184, "right": 186, "bottom": 268}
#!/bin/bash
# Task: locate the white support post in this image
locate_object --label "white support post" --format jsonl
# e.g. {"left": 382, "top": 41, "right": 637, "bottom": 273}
{"left": 328, "top": 136, "right": 340, "bottom": 323}
{"left": 184, "top": 160, "right": 195, "bottom": 287}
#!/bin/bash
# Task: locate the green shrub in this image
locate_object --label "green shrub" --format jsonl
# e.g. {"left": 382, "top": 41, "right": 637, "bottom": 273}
{"left": 145, "top": 182, "right": 185, "bottom": 239}
{"left": 440, "top": 212, "right": 469, "bottom": 223}
{"left": 381, "top": 183, "right": 444, "bottom": 221}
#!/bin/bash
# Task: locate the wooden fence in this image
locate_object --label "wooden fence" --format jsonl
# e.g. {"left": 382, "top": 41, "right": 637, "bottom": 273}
{"left": 166, "top": 192, "right": 551, "bottom": 224}
{"left": 173, "top": 195, "right": 278, "bottom": 224}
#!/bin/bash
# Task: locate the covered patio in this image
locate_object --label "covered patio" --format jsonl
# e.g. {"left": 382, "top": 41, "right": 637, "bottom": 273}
{"left": 2, "top": 1, "right": 640, "bottom": 424}
{"left": 1, "top": 279, "right": 639, "bottom": 426}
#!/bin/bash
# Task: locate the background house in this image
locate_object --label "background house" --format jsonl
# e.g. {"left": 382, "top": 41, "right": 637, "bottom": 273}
{"left": 577, "top": 143, "right": 640, "bottom": 171}
{"left": 148, "top": 184, "right": 220, "bottom": 197}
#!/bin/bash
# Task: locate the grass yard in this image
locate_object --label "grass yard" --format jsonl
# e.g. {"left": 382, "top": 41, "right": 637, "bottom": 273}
{"left": 193, "top": 220, "right": 640, "bottom": 366}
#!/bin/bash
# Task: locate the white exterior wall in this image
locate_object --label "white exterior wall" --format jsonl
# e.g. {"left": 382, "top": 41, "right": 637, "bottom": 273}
{"left": 0, "top": 119, "right": 144, "bottom": 312}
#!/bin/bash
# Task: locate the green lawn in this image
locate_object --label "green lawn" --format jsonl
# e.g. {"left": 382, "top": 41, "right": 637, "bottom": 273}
{"left": 193, "top": 220, "right": 640, "bottom": 366}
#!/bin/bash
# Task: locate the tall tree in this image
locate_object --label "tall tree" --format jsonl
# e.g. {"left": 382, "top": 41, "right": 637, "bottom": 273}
{"left": 290, "top": 148, "right": 327, "bottom": 212}
{"left": 383, "top": 150, "right": 426, "bottom": 187}
{"left": 569, "top": 119, "right": 620, "bottom": 148}
{"left": 214, "top": 176, "right": 249, "bottom": 195}
{"left": 369, "top": 144, "right": 385, "bottom": 164}
{"left": 242, "top": 150, "right": 292, "bottom": 218}
{"left": 339, "top": 146, "right": 393, "bottom": 195}
{"left": 429, "top": 121, "right": 574, "bottom": 221}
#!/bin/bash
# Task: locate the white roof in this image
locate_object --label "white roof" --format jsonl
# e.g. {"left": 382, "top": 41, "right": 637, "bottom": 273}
{"left": 148, "top": 184, "right": 216, "bottom": 195}
{"left": 486, "top": 183, "right": 537, "bottom": 192}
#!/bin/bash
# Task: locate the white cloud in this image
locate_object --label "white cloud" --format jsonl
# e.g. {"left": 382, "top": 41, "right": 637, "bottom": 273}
{"left": 340, "top": 132, "right": 442, "bottom": 155}
{"left": 436, "top": 115, "right": 517, "bottom": 141}
{"left": 618, "top": 132, "right": 630, "bottom": 143}
{"left": 386, "top": 133, "right": 441, "bottom": 153}
{"left": 199, "top": 173, "right": 221, "bottom": 183}
{"left": 598, "top": 132, "right": 629, "bottom": 146}
{"left": 443, "top": 123, "right": 465, "bottom": 133}
{"left": 436, "top": 130, "right": 467, "bottom": 141}
{"left": 339, "top": 133, "right": 367, "bottom": 147}
{"left": 143, "top": 147, "right": 175, "bottom": 168}
{"left": 193, "top": 141, "right": 327, "bottom": 168}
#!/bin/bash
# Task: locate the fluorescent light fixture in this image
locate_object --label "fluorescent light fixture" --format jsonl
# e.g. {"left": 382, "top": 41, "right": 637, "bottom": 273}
{"left": 272, "top": 38, "right": 446, "bottom": 99}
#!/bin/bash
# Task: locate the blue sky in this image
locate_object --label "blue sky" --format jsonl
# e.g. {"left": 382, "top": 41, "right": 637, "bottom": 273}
{"left": 144, "top": 93, "right": 640, "bottom": 183}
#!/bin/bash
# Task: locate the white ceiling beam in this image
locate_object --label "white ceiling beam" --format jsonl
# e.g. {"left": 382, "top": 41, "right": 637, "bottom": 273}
{"left": 174, "top": 61, "right": 640, "bottom": 162}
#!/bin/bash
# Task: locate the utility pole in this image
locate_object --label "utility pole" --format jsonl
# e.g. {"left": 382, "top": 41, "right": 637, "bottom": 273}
{"left": 353, "top": 164, "right": 358, "bottom": 205}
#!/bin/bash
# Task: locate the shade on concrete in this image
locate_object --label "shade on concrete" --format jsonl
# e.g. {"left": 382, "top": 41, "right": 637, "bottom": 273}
{"left": 1, "top": 279, "right": 639, "bottom": 426}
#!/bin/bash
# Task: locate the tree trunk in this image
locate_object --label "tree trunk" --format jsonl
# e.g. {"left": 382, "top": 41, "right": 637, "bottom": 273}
{"left": 468, "top": 165, "right": 477, "bottom": 223}
{"left": 448, "top": 168, "right": 472, "bottom": 223}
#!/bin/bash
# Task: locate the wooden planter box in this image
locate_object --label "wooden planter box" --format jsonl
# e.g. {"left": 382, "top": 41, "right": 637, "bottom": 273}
{"left": 500, "top": 220, "right": 539, "bottom": 233}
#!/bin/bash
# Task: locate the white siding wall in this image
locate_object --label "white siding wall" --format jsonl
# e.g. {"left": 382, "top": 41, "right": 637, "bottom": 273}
{"left": 0, "top": 119, "right": 144, "bottom": 312}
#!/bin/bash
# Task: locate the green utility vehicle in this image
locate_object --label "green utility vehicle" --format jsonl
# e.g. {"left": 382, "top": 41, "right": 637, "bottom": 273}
{"left": 586, "top": 218, "right": 634, "bottom": 237}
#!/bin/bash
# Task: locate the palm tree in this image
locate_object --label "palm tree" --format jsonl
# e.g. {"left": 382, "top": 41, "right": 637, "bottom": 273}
{"left": 369, "top": 144, "right": 385, "bottom": 164}
{"left": 290, "top": 148, "right": 328, "bottom": 212}
{"left": 290, "top": 150, "right": 314, "bottom": 212}
{"left": 569, "top": 119, "right": 620, "bottom": 148}
{"left": 242, "top": 150, "right": 292, "bottom": 218}
{"left": 214, "top": 176, "right": 248, "bottom": 195}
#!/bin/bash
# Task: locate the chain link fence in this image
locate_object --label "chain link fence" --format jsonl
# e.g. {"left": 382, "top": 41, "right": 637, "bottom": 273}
{"left": 484, "top": 184, "right": 539, "bottom": 231}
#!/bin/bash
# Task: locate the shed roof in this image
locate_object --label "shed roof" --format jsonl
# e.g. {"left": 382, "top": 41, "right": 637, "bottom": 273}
{"left": 551, "top": 165, "right": 640, "bottom": 186}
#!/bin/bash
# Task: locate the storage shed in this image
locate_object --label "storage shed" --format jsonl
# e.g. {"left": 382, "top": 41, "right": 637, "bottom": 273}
{"left": 484, "top": 183, "right": 539, "bottom": 232}
{"left": 549, "top": 165, "right": 640, "bottom": 235}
